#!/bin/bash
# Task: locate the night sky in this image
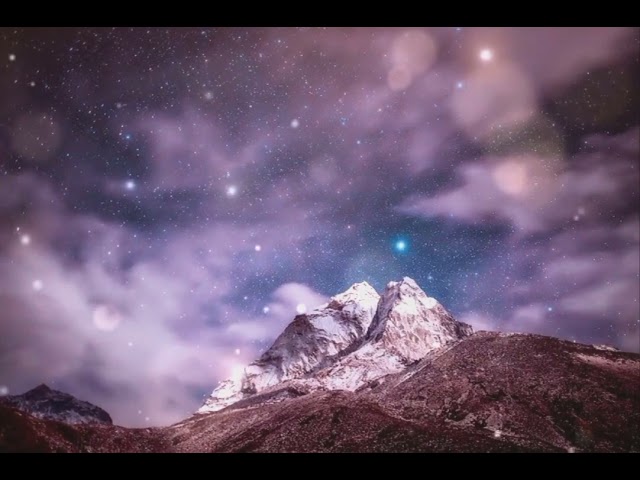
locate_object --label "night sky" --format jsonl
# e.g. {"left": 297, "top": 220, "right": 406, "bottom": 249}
{"left": 0, "top": 27, "right": 638, "bottom": 427}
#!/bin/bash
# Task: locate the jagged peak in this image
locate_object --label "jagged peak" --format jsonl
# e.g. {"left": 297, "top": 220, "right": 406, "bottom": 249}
{"left": 373, "top": 277, "right": 438, "bottom": 327}
{"left": 383, "top": 276, "right": 430, "bottom": 298}
{"left": 385, "top": 276, "right": 419, "bottom": 290}
{"left": 328, "top": 281, "right": 379, "bottom": 306}
{"left": 365, "top": 277, "right": 468, "bottom": 362}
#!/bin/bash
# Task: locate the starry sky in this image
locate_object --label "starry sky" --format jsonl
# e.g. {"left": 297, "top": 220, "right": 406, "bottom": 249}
{"left": 0, "top": 27, "right": 638, "bottom": 427}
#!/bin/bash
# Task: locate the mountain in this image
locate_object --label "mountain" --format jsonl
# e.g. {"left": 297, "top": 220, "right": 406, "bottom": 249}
{"left": 1, "top": 277, "right": 639, "bottom": 452}
{"left": 199, "top": 281, "right": 381, "bottom": 412}
{"left": 199, "top": 277, "right": 472, "bottom": 412}
{"left": 0, "top": 384, "right": 112, "bottom": 425}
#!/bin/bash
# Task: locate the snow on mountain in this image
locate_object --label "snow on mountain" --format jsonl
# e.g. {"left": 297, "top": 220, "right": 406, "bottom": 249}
{"left": 282, "top": 277, "right": 473, "bottom": 393}
{"left": 367, "top": 277, "right": 473, "bottom": 361}
{"left": 1, "top": 384, "right": 113, "bottom": 425}
{"left": 198, "top": 281, "right": 380, "bottom": 413}
{"left": 200, "top": 277, "right": 473, "bottom": 413}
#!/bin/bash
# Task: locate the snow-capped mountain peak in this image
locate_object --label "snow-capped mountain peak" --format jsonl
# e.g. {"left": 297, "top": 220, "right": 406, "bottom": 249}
{"left": 198, "top": 278, "right": 472, "bottom": 413}
{"left": 198, "top": 281, "right": 380, "bottom": 413}
{"left": 328, "top": 280, "right": 378, "bottom": 307}
{"left": 366, "top": 276, "right": 470, "bottom": 362}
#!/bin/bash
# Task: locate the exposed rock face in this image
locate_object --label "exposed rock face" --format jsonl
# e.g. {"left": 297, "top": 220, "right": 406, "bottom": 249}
{"left": 367, "top": 277, "right": 473, "bottom": 361}
{"left": 1, "top": 384, "right": 112, "bottom": 425}
{"left": 198, "top": 281, "right": 380, "bottom": 413}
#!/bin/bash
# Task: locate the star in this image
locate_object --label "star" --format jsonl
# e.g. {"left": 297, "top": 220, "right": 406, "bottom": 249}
{"left": 254, "top": 244, "right": 262, "bottom": 252}
{"left": 394, "top": 239, "right": 408, "bottom": 253}
{"left": 125, "top": 180, "right": 136, "bottom": 191}
{"left": 291, "top": 119, "right": 300, "bottom": 128}
{"left": 20, "top": 234, "right": 31, "bottom": 246}
{"left": 226, "top": 185, "right": 238, "bottom": 197}
{"left": 8, "top": 54, "right": 16, "bottom": 62}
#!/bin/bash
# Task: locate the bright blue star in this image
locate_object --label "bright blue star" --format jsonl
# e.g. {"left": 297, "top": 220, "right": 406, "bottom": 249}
{"left": 394, "top": 239, "right": 408, "bottom": 253}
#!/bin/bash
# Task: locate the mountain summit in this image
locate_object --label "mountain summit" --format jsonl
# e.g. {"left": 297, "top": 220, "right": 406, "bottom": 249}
{"left": 368, "top": 277, "right": 473, "bottom": 361}
{"left": 199, "top": 277, "right": 472, "bottom": 413}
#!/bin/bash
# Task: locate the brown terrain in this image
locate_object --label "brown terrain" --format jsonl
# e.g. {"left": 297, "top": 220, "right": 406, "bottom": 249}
{"left": 2, "top": 331, "right": 639, "bottom": 453}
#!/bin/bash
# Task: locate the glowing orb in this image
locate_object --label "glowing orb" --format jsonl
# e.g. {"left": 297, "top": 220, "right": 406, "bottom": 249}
{"left": 493, "top": 161, "right": 528, "bottom": 196}
{"left": 20, "top": 234, "right": 31, "bottom": 245}
{"left": 226, "top": 185, "right": 237, "bottom": 197}
{"left": 296, "top": 303, "right": 307, "bottom": 315}
{"left": 32, "top": 279, "right": 43, "bottom": 291}
{"left": 291, "top": 119, "right": 300, "bottom": 128}
{"left": 254, "top": 244, "right": 262, "bottom": 252}
{"left": 479, "top": 48, "right": 493, "bottom": 62}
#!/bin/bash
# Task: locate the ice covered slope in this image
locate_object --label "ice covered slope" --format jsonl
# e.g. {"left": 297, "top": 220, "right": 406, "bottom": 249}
{"left": 198, "top": 281, "right": 380, "bottom": 413}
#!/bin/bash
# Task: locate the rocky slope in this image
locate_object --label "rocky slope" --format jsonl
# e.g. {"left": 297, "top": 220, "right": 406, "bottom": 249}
{"left": 0, "top": 403, "right": 163, "bottom": 453}
{"left": 167, "top": 331, "right": 639, "bottom": 453}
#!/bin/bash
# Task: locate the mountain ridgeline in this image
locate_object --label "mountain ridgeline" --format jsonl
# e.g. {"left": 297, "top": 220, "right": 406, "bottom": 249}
{"left": 1, "top": 277, "right": 639, "bottom": 453}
